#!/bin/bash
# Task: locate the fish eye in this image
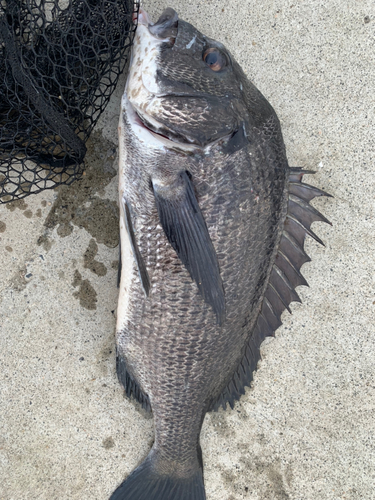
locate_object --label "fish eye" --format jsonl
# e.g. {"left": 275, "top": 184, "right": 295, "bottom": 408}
{"left": 203, "top": 48, "right": 227, "bottom": 71}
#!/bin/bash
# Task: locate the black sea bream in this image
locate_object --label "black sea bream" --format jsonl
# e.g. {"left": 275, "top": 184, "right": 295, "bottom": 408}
{"left": 113, "top": 7, "right": 330, "bottom": 500}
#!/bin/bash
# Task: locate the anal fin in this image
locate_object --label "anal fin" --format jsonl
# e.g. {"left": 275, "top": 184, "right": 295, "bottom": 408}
{"left": 116, "top": 352, "right": 151, "bottom": 412}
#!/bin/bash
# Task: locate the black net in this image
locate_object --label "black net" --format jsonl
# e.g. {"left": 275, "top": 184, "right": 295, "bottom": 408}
{"left": 0, "top": 0, "right": 138, "bottom": 203}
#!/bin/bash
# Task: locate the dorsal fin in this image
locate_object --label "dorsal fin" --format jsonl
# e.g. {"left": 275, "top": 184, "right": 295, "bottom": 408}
{"left": 210, "top": 168, "right": 331, "bottom": 411}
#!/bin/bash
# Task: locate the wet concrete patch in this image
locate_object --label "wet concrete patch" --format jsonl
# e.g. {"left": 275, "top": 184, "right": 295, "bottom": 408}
{"left": 237, "top": 449, "right": 292, "bottom": 499}
{"left": 78, "top": 197, "right": 119, "bottom": 247}
{"left": 267, "top": 466, "right": 290, "bottom": 500}
{"left": 5, "top": 199, "right": 28, "bottom": 212}
{"left": 10, "top": 265, "right": 28, "bottom": 292}
{"left": 37, "top": 234, "right": 53, "bottom": 251}
{"left": 0, "top": 220, "right": 6, "bottom": 232}
{"left": 23, "top": 210, "right": 33, "bottom": 218}
{"left": 95, "top": 332, "right": 116, "bottom": 378}
{"left": 57, "top": 223, "right": 74, "bottom": 238}
{"left": 210, "top": 410, "right": 235, "bottom": 438}
{"left": 72, "top": 270, "right": 97, "bottom": 310}
{"left": 103, "top": 437, "right": 115, "bottom": 449}
{"left": 84, "top": 239, "right": 107, "bottom": 276}
{"left": 220, "top": 467, "right": 236, "bottom": 487}
{"left": 41, "top": 132, "right": 119, "bottom": 249}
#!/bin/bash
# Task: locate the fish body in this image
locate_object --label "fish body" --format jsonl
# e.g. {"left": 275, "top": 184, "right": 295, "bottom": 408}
{"left": 113, "top": 8, "right": 330, "bottom": 500}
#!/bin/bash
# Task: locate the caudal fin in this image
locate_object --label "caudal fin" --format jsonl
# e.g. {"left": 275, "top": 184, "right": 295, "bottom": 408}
{"left": 110, "top": 451, "right": 206, "bottom": 500}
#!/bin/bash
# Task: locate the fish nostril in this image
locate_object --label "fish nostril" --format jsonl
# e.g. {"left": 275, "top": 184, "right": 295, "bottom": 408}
{"left": 149, "top": 8, "right": 178, "bottom": 41}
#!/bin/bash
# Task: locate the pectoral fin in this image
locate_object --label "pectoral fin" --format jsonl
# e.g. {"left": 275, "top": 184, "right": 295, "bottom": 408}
{"left": 121, "top": 197, "right": 150, "bottom": 297}
{"left": 152, "top": 171, "right": 225, "bottom": 325}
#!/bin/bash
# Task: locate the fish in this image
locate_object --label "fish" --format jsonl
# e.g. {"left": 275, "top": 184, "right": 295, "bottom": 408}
{"left": 112, "top": 7, "right": 331, "bottom": 500}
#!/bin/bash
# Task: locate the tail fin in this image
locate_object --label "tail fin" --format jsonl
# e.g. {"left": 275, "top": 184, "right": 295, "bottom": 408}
{"left": 110, "top": 451, "right": 206, "bottom": 500}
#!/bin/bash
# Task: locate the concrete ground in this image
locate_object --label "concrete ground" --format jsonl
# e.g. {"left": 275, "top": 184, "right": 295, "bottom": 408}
{"left": 1, "top": 0, "right": 374, "bottom": 499}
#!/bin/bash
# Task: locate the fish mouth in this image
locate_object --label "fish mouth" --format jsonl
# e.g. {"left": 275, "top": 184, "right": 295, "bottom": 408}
{"left": 136, "top": 7, "right": 178, "bottom": 44}
{"left": 133, "top": 105, "right": 233, "bottom": 152}
{"left": 125, "top": 97, "right": 232, "bottom": 153}
{"left": 135, "top": 108, "right": 201, "bottom": 147}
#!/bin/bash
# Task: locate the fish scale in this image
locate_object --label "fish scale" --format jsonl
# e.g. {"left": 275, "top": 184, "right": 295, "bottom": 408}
{"left": 117, "top": 146, "right": 286, "bottom": 476}
{"left": 112, "top": 7, "right": 330, "bottom": 500}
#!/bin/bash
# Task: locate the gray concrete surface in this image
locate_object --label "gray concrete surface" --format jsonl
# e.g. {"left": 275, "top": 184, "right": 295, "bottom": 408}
{"left": 1, "top": 1, "right": 374, "bottom": 499}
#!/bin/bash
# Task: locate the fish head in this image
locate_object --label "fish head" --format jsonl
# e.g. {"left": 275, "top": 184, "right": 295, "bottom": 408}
{"left": 125, "top": 7, "right": 252, "bottom": 151}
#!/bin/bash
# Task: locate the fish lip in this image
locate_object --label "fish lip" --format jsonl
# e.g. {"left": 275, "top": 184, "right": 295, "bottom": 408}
{"left": 135, "top": 7, "right": 177, "bottom": 44}
{"left": 136, "top": 8, "right": 152, "bottom": 28}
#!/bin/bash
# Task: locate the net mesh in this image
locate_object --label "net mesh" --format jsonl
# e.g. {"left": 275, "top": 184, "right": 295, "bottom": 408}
{"left": 0, "top": 0, "right": 138, "bottom": 203}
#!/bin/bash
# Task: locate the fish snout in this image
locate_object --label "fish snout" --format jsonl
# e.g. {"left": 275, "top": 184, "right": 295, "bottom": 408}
{"left": 149, "top": 8, "right": 178, "bottom": 42}
{"left": 136, "top": 7, "right": 152, "bottom": 27}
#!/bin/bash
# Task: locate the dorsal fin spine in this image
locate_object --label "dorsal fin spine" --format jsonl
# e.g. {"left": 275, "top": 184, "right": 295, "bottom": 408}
{"left": 286, "top": 214, "right": 325, "bottom": 246}
{"left": 289, "top": 194, "right": 332, "bottom": 225}
{"left": 275, "top": 252, "right": 309, "bottom": 288}
{"left": 268, "top": 282, "right": 292, "bottom": 313}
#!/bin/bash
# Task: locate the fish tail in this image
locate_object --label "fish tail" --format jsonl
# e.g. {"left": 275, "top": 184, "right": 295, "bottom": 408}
{"left": 110, "top": 448, "right": 206, "bottom": 500}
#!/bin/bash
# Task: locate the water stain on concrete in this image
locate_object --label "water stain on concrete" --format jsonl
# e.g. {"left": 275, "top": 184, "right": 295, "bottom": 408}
{"left": 235, "top": 407, "right": 249, "bottom": 421}
{"left": 220, "top": 467, "right": 236, "bottom": 486}
{"left": 238, "top": 451, "right": 291, "bottom": 500}
{"left": 57, "top": 223, "right": 73, "bottom": 238}
{"left": 84, "top": 239, "right": 107, "bottom": 276}
{"left": 5, "top": 199, "right": 27, "bottom": 212}
{"left": 210, "top": 410, "right": 235, "bottom": 438}
{"left": 10, "top": 265, "right": 28, "bottom": 292}
{"left": 0, "top": 220, "right": 6, "bottom": 232}
{"left": 37, "top": 234, "right": 53, "bottom": 251}
{"left": 267, "top": 466, "right": 290, "bottom": 500}
{"left": 284, "top": 464, "right": 293, "bottom": 488}
{"left": 23, "top": 210, "right": 33, "bottom": 218}
{"left": 39, "top": 132, "right": 119, "bottom": 249}
{"left": 72, "top": 270, "right": 97, "bottom": 310}
{"left": 97, "top": 337, "right": 114, "bottom": 368}
{"left": 219, "top": 465, "right": 250, "bottom": 500}
{"left": 102, "top": 437, "right": 115, "bottom": 449}
{"left": 95, "top": 333, "right": 116, "bottom": 378}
